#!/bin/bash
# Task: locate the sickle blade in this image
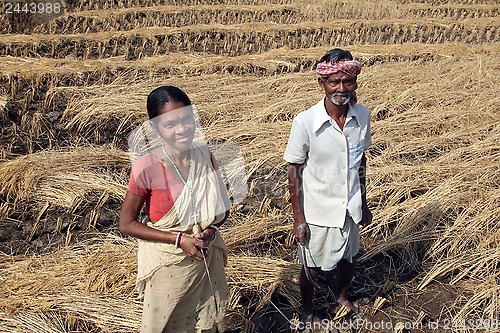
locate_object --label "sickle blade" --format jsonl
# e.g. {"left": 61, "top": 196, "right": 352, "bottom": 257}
{"left": 302, "top": 245, "right": 320, "bottom": 289}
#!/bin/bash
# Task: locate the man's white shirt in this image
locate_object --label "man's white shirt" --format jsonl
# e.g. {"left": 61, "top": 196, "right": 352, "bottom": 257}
{"left": 284, "top": 97, "right": 372, "bottom": 228}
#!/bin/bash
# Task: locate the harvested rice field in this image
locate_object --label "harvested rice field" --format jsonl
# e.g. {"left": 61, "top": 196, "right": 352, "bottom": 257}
{"left": 0, "top": 0, "right": 499, "bottom": 332}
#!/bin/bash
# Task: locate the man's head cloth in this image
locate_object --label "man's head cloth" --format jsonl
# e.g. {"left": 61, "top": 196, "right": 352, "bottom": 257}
{"left": 315, "top": 59, "right": 362, "bottom": 78}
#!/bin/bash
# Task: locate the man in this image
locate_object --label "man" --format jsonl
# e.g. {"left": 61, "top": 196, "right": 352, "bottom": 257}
{"left": 283, "top": 48, "right": 372, "bottom": 326}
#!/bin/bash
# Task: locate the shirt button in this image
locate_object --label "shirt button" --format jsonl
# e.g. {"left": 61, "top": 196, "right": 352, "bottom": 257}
{"left": 342, "top": 181, "right": 346, "bottom": 185}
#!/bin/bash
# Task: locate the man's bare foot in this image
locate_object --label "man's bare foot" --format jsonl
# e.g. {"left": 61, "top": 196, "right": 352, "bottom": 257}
{"left": 301, "top": 311, "right": 313, "bottom": 323}
{"left": 338, "top": 298, "right": 360, "bottom": 314}
{"left": 298, "top": 312, "right": 314, "bottom": 333}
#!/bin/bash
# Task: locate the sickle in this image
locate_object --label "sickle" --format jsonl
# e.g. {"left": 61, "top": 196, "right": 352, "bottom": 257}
{"left": 301, "top": 244, "right": 320, "bottom": 289}
{"left": 193, "top": 223, "right": 219, "bottom": 315}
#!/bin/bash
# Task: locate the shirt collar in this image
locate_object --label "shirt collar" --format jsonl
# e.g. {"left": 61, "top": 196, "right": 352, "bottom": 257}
{"left": 312, "top": 97, "right": 332, "bottom": 133}
{"left": 312, "top": 97, "right": 360, "bottom": 133}
{"left": 346, "top": 103, "right": 361, "bottom": 127}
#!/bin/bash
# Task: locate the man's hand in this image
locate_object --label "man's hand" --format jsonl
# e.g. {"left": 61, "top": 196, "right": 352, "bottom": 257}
{"left": 195, "top": 228, "right": 216, "bottom": 246}
{"left": 360, "top": 205, "right": 372, "bottom": 226}
{"left": 293, "top": 222, "right": 310, "bottom": 245}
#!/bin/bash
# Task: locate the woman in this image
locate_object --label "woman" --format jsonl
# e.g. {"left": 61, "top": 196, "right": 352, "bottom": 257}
{"left": 119, "top": 86, "right": 231, "bottom": 333}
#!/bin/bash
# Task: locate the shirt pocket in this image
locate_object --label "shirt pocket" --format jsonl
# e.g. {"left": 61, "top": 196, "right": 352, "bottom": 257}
{"left": 348, "top": 140, "right": 364, "bottom": 169}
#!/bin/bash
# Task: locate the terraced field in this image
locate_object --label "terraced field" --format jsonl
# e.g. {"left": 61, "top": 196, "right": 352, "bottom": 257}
{"left": 0, "top": 0, "right": 499, "bottom": 332}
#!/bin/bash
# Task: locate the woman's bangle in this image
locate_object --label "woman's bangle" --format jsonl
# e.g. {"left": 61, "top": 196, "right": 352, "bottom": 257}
{"left": 175, "top": 232, "right": 182, "bottom": 248}
{"left": 207, "top": 225, "right": 219, "bottom": 241}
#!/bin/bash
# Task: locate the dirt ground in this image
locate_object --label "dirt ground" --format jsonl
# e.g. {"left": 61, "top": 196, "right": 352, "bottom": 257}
{"left": 239, "top": 255, "right": 470, "bottom": 333}
{"left": 0, "top": 209, "right": 472, "bottom": 333}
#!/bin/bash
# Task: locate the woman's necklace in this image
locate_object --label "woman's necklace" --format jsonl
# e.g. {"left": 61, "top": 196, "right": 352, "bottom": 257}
{"left": 161, "top": 144, "right": 199, "bottom": 223}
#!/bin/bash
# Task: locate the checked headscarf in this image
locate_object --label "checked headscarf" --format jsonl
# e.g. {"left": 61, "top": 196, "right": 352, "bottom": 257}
{"left": 316, "top": 59, "right": 362, "bottom": 78}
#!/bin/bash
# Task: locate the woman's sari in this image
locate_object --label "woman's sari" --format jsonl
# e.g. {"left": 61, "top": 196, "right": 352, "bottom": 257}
{"left": 136, "top": 142, "right": 230, "bottom": 333}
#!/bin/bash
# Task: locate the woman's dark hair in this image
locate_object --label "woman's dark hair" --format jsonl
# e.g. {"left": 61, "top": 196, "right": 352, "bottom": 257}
{"left": 146, "top": 86, "right": 192, "bottom": 120}
{"left": 319, "top": 48, "right": 354, "bottom": 64}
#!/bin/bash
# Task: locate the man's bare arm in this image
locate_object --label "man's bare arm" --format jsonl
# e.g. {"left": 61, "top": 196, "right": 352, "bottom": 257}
{"left": 288, "top": 163, "right": 310, "bottom": 244}
{"left": 358, "top": 153, "right": 372, "bottom": 226}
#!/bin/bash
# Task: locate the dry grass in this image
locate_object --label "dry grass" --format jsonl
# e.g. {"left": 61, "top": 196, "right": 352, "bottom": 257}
{"left": 0, "top": 236, "right": 300, "bottom": 332}
{"left": 1, "top": 19, "right": 497, "bottom": 60}
{"left": 0, "top": 95, "right": 7, "bottom": 134}
{"left": 0, "top": 0, "right": 499, "bottom": 331}
{"left": 2, "top": 50, "right": 498, "bottom": 330}
{"left": 395, "top": 0, "right": 497, "bottom": 4}
{"left": 0, "top": 146, "right": 129, "bottom": 203}
{"left": 0, "top": 237, "right": 141, "bottom": 331}
{"left": 0, "top": 95, "right": 6, "bottom": 110}
{"left": 33, "top": 5, "right": 306, "bottom": 34}
{"left": 69, "top": 0, "right": 295, "bottom": 12}
{"left": 10, "top": 1, "right": 499, "bottom": 36}
{"left": 406, "top": 4, "right": 499, "bottom": 19}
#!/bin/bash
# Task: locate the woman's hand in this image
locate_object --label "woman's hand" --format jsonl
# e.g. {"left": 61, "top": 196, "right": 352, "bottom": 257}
{"left": 196, "top": 228, "right": 216, "bottom": 245}
{"left": 189, "top": 228, "right": 217, "bottom": 258}
{"left": 179, "top": 235, "right": 207, "bottom": 261}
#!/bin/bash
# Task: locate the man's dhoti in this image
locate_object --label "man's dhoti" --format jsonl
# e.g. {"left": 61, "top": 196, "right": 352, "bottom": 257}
{"left": 298, "top": 214, "right": 359, "bottom": 271}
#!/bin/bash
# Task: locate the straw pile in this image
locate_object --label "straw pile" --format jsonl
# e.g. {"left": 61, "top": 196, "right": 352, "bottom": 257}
{"left": 30, "top": 3, "right": 499, "bottom": 35}
{"left": 0, "top": 95, "right": 7, "bottom": 120}
{"left": 0, "top": 236, "right": 300, "bottom": 332}
{"left": 68, "top": 0, "right": 295, "bottom": 12}
{"left": 1, "top": 20, "right": 497, "bottom": 59}
{"left": 32, "top": 5, "right": 307, "bottom": 34}
{"left": 406, "top": 4, "right": 499, "bottom": 19}
{"left": 0, "top": 0, "right": 65, "bottom": 34}
{"left": 0, "top": 0, "right": 499, "bottom": 331}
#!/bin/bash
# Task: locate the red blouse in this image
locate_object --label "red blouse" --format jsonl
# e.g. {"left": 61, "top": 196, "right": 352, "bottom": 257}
{"left": 127, "top": 152, "right": 217, "bottom": 222}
